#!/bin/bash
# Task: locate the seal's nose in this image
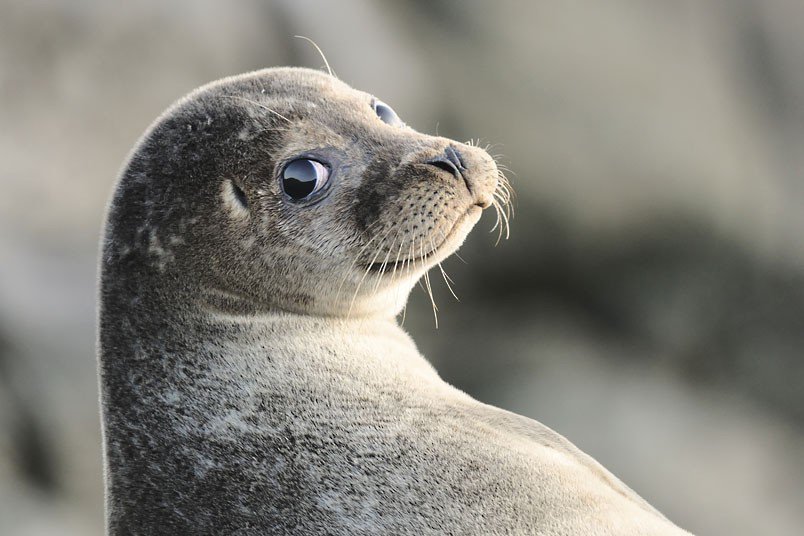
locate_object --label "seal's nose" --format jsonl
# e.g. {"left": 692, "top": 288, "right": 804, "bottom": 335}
{"left": 423, "top": 144, "right": 497, "bottom": 209}
{"left": 426, "top": 145, "right": 470, "bottom": 190}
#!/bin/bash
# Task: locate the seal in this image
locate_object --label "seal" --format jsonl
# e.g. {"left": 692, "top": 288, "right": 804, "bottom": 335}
{"left": 98, "top": 67, "right": 691, "bottom": 535}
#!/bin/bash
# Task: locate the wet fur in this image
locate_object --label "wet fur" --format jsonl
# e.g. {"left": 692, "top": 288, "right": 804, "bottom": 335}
{"left": 98, "top": 68, "right": 691, "bottom": 534}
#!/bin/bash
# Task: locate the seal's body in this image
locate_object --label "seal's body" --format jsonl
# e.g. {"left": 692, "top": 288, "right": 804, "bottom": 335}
{"left": 99, "top": 68, "right": 690, "bottom": 535}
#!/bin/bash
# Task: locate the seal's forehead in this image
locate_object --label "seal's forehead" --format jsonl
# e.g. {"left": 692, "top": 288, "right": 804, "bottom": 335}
{"left": 264, "top": 67, "right": 349, "bottom": 89}
{"left": 234, "top": 67, "right": 365, "bottom": 103}
{"left": 176, "top": 67, "right": 383, "bottom": 136}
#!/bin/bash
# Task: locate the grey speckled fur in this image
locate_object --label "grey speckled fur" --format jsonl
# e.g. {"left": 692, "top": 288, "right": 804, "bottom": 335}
{"left": 98, "top": 67, "right": 691, "bottom": 535}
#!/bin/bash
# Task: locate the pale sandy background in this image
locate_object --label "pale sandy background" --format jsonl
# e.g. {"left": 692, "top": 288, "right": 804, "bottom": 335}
{"left": 1, "top": 1, "right": 803, "bottom": 535}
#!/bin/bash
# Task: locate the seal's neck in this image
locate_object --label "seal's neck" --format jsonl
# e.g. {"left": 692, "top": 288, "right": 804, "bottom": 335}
{"left": 98, "top": 268, "right": 432, "bottom": 535}
{"left": 197, "top": 277, "right": 418, "bottom": 320}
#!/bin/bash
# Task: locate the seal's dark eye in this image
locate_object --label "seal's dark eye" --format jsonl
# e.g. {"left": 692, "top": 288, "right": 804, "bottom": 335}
{"left": 281, "top": 158, "right": 330, "bottom": 201}
{"left": 373, "top": 99, "right": 401, "bottom": 126}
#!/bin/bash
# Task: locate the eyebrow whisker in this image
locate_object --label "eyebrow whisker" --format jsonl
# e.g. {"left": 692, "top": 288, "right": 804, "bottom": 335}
{"left": 294, "top": 35, "right": 337, "bottom": 79}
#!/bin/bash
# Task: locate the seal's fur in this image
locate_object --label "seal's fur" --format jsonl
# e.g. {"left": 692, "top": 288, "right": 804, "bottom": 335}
{"left": 98, "top": 67, "right": 691, "bottom": 534}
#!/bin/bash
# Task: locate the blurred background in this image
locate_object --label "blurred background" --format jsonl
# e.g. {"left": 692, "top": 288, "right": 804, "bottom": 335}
{"left": 1, "top": 1, "right": 803, "bottom": 534}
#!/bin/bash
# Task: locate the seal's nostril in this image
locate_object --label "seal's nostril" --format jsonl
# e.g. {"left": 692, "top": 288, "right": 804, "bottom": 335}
{"left": 426, "top": 145, "right": 469, "bottom": 180}
{"left": 445, "top": 145, "right": 467, "bottom": 172}
{"left": 425, "top": 145, "right": 474, "bottom": 194}
{"left": 426, "top": 158, "right": 460, "bottom": 178}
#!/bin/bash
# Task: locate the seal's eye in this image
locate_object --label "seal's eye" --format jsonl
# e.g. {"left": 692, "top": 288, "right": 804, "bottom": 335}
{"left": 373, "top": 99, "right": 402, "bottom": 126}
{"left": 281, "top": 158, "right": 330, "bottom": 201}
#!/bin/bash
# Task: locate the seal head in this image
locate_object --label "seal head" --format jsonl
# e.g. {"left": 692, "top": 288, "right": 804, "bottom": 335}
{"left": 104, "top": 67, "right": 501, "bottom": 319}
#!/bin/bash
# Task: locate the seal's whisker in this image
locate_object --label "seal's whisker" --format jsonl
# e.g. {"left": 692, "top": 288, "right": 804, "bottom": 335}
{"left": 372, "top": 229, "right": 402, "bottom": 292}
{"left": 371, "top": 243, "right": 393, "bottom": 292}
{"left": 389, "top": 237, "right": 407, "bottom": 309}
{"left": 488, "top": 195, "right": 507, "bottom": 245}
{"left": 429, "top": 234, "right": 459, "bottom": 302}
{"left": 493, "top": 190, "right": 512, "bottom": 218}
{"left": 492, "top": 194, "right": 510, "bottom": 216}
{"left": 419, "top": 239, "right": 439, "bottom": 328}
{"left": 487, "top": 152, "right": 514, "bottom": 244}
{"left": 334, "top": 220, "right": 386, "bottom": 305}
{"left": 423, "top": 265, "right": 436, "bottom": 306}
{"left": 347, "top": 226, "right": 395, "bottom": 315}
{"left": 490, "top": 196, "right": 502, "bottom": 226}
{"left": 494, "top": 176, "right": 513, "bottom": 201}
{"left": 437, "top": 260, "right": 460, "bottom": 302}
{"left": 438, "top": 262, "right": 455, "bottom": 291}
{"left": 411, "top": 246, "right": 427, "bottom": 294}
{"left": 409, "top": 237, "right": 438, "bottom": 328}
{"left": 407, "top": 240, "right": 419, "bottom": 288}
{"left": 496, "top": 174, "right": 515, "bottom": 205}
{"left": 375, "top": 235, "right": 395, "bottom": 281}
{"left": 437, "top": 228, "right": 468, "bottom": 265}
{"left": 490, "top": 162, "right": 514, "bottom": 241}
{"left": 220, "top": 95, "right": 291, "bottom": 123}
{"left": 411, "top": 238, "right": 423, "bottom": 281}
{"left": 424, "top": 270, "right": 438, "bottom": 329}
{"left": 390, "top": 239, "right": 405, "bottom": 280}
{"left": 496, "top": 164, "right": 517, "bottom": 176}
{"left": 489, "top": 206, "right": 501, "bottom": 238}
{"left": 496, "top": 198, "right": 510, "bottom": 241}
{"left": 495, "top": 170, "right": 514, "bottom": 194}
{"left": 349, "top": 237, "right": 386, "bottom": 315}
{"left": 492, "top": 201, "right": 504, "bottom": 246}
{"left": 294, "top": 35, "right": 337, "bottom": 78}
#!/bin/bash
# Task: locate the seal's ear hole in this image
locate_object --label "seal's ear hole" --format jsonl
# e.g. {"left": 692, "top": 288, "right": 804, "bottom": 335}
{"left": 231, "top": 182, "right": 248, "bottom": 209}
{"left": 224, "top": 180, "right": 249, "bottom": 218}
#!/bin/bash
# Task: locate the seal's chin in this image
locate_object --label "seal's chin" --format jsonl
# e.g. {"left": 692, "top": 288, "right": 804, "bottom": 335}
{"left": 365, "top": 205, "right": 483, "bottom": 276}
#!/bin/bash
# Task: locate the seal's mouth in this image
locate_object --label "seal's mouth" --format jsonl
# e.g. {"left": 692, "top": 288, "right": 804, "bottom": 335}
{"left": 364, "top": 205, "right": 483, "bottom": 275}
